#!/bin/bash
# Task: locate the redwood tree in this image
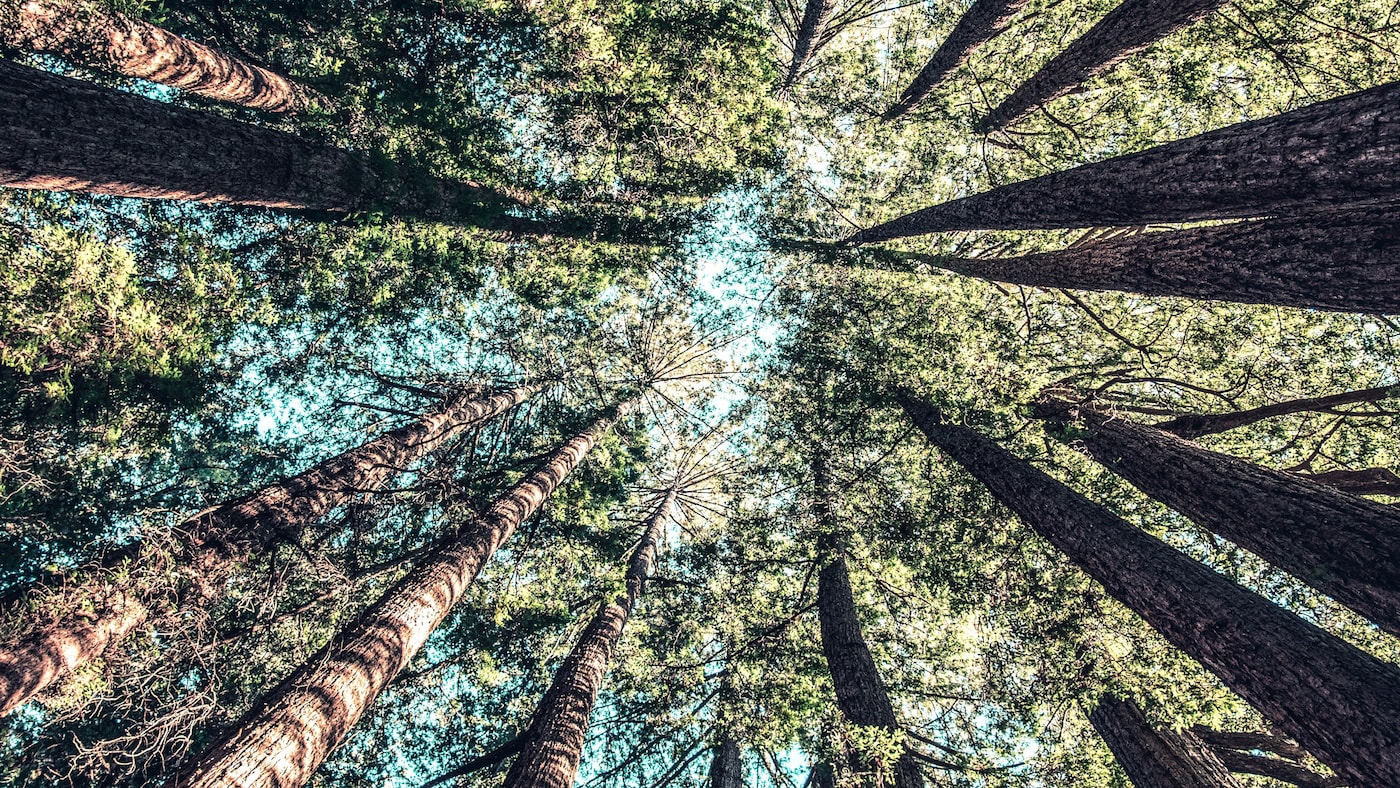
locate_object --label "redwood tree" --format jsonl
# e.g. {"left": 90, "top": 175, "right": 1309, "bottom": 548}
{"left": 884, "top": 0, "right": 1031, "bottom": 120}
{"left": 709, "top": 738, "right": 744, "bottom": 788}
{"left": 1088, "top": 696, "right": 1243, "bottom": 788}
{"left": 783, "top": 0, "right": 838, "bottom": 89}
{"left": 1152, "top": 383, "right": 1400, "bottom": 439}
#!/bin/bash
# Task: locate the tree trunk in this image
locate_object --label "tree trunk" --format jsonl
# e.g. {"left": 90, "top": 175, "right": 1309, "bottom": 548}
{"left": 501, "top": 491, "right": 676, "bottom": 788}
{"left": 1153, "top": 384, "right": 1400, "bottom": 439}
{"left": 848, "top": 79, "right": 1400, "bottom": 242}
{"left": 0, "top": 60, "right": 521, "bottom": 218}
{"left": 710, "top": 737, "right": 744, "bottom": 788}
{"left": 166, "top": 407, "right": 620, "bottom": 788}
{"left": 899, "top": 394, "right": 1400, "bottom": 787}
{"left": 907, "top": 207, "right": 1400, "bottom": 314}
{"left": 1189, "top": 726, "right": 1309, "bottom": 762}
{"left": 805, "top": 761, "right": 836, "bottom": 788}
{"left": 1208, "top": 748, "right": 1343, "bottom": 787}
{"left": 782, "top": 0, "right": 838, "bottom": 89}
{"left": 0, "top": 385, "right": 532, "bottom": 718}
{"left": 3, "top": 0, "right": 325, "bottom": 113}
{"left": 1088, "top": 696, "right": 1243, "bottom": 788}
{"left": 1297, "top": 467, "right": 1400, "bottom": 497}
{"left": 884, "top": 0, "right": 1031, "bottom": 119}
{"left": 1042, "top": 399, "right": 1400, "bottom": 637}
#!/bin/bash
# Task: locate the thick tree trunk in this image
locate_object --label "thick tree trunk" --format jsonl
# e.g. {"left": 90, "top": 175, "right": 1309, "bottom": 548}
{"left": 849, "top": 80, "right": 1400, "bottom": 242}
{"left": 0, "top": 60, "right": 520, "bottom": 218}
{"left": 709, "top": 737, "right": 744, "bottom": 788}
{"left": 167, "top": 408, "right": 620, "bottom": 788}
{"left": 0, "top": 385, "right": 531, "bottom": 718}
{"left": 911, "top": 207, "right": 1400, "bottom": 313}
{"left": 782, "top": 0, "right": 838, "bottom": 89}
{"left": 978, "top": 0, "right": 1226, "bottom": 132}
{"left": 3, "top": 0, "right": 324, "bottom": 113}
{"left": 1043, "top": 399, "right": 1400, "bottom": 637}
{"left": 1088, "top": 696, "right": 1243, "bottom": 788}
{"left": 501, "top": 491, "right": 676, "bottom": 788}
{"left": 884, "top": 0, "right": 1031, "bottom": 119}
{"left": 1154, "top": 384, "right": 1400, "bottom": 439}
{"left": 899, "top": 394, "right": 1400, "bottom": 787}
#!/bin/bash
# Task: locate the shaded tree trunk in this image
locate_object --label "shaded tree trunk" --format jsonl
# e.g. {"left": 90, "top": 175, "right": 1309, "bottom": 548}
{"left": 848, "top": 80, "right": 1400, "bottom": 242}
{"left": 805, "top": 762, "right": 836, "bottom": 788}
{"left": 783, "top": 0, "right": 838, "bottom": 88}
{"left": 899, "top": 394, "right": 1400, "bottom": 787}
{"left": 1088, "top": 696, "right": 1243, "bottom": 788}
{"left": 1209, "top": 748, "right": 1343, "bottom": 787}
{"left": 1040, "top": 398, "right": 1400, "bottom": 636}
{"left": 884, "top": 0, "right": 1031, "bottom": 119}
{"left": 0, "top": 385, "right": 534, "bottom": 718}
{"left": 1189, "top": 726, "right": 1309, "bottom": 762}
{"left": 1296, "top": 467, "right": 1400, "bottom": 497}
{"left": 501, "top": 490, "right": 677, "bottom": 788}
{"left": 167, "top": 407, "right": 621, "bottom": 788}
{"left": 710, "top": 737, "right": 744, "bottom": 788}
{"left": 979, "top": 0, "right": 1226, "bottom": 132}
{"left": 902, "top": 207, "right": 1400, "bottom": 313}
{"left": 1154, "top": 384, "right": 1400, "bottom": 439}
{"left": 3, "top": 0, "right": 324, "bottom": 113}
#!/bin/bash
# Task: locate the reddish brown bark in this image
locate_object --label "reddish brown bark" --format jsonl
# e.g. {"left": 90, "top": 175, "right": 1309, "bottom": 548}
{"left": 899, "top": 394, "right": 1400, "bottom": 786}
{"left": 709, "top": 738, "right": 744, "bottom": 788}
{"left": 979, "top": 0, "right": 1226, "bottom": 132}
{"left": 500, "top": 491, "right": 676, "bottom": 788}
{"left": 167, "top": 408, "right": 620, "bottom": 788}
{"left": 1088, "top": 696, "right": 1243, "bottom": 788}
{"left": 4, "top": 0, "right": 325, "bottom": 113}
{"left": 783, "top": 0, "right": 838, "bottom": 88}
{"left": 849, "top": 80, "right": 1400, "bottom": 242}
{"left": 0, "top": 386, "right": 532, "bottom": 718}
{"left": 884, "top": 0, "right": 1031, "bottom": 119}
{"left": 1154, "top": 384, "right": 1400, "bottom": 439}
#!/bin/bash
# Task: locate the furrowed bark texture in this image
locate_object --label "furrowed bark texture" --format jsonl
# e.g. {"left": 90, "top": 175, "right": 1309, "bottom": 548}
{"left": 4, "top": 0, "right": 324, "bottom": 113}
{"left": 849, "top": 79, "right": 1400, "bottom": 242}
{"left": 1209, "top": 749, "right": 1343, "bottom": 787}
{"left": 501, "top": 491, "right": 676, "bottom": 788}
{"left": 884, "top": 0, "right": 1031, "bottom": 119}
{"left": 0, "top": 386, "right": 532, "bottom": 719}
{"left": 168, "top": 410, "right": 617, "bottom": 788}
{"left": 0, "top": 60, "right": 512, "bottom": 215}
{"left": 922, "top": 207, "right": 1400, "bottom": 313}
{"left": 900, "top": 395, "right": 1400, "bottom": 786}
{"left": 1088, "top": 696, "right": 1243, "bottom": 788}
{"left": 1060, "top": 401, "right": 1400, "bottom": 636}
{"left": 1154, "top": 384, "right": 1400, "bottom": 438}
{"left": 979, "top": 0, "right": 1226, "bottom": 131}
{"left": 783, "top": 0, "right": 838, "bottom": 88}
{"left": 710, "top": 738, "right": 744, "bottom": 788}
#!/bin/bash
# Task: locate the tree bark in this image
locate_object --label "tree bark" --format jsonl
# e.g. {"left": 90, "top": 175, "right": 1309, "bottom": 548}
{"left": 1208, "top": 748, "right": 1343, "bottom": 787}
{"left": 166, "top": 407, "right": 620, "bottom": 788}
{"left": 709, "top": 737, "right": 744, "bottom": 788}
{"left": 0, "top": 60, "right": 522, "bottom": 218}
{"left": 1041, "top": 398, "right": 1400, "bottom": 637}
{"left": 978, "top": 0, "right": 1226, "bottom": 132}
{"left": 782, "top": 0, "right": 838, "bottom": 89}
{"left": 501, "top": 490, "right": 676, "bottom": 788}
{"left": 884, "top": 0, "right": 1031, "bottom": 119}
{"left": 899, "top": 394, "right": 1400, "bottom": 787}
{"left": 805, "top": 761, "right": 837, "bottom": 788}
{"left": 1088, "top": 696, "right": 1243, "bottom": 788}
{"left": 0, "top": 385, "right": 532, "bottom": 718}
{"left": 905, "top": 207, "right": 1400, "bottom": 314}
{"left": 848, "top": 79, "right": 1400, "bottom": 242}
{"left": 1153, "top": 384, "right": 1400, "bottom": 439}
{"left": 1297, "top": 467, "right": 1400, "bottom": 497}
{"left": 2, "top": 0, "right": 325, "bottom": 113}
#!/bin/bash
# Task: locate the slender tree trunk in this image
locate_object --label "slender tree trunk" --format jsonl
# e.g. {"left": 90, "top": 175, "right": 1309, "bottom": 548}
{"left": 3, "top": 0, "right": 324, "bottom": 113}
{"left": 1188, "top": 727, "right": 1309, "bottom": 762}
{"left": 167, "top": 407, "right": 621, "bottom": 788}
{"left": 978, "top": 0, "right": 1226, "bottom": 132}
{"left": 1151, "top": 384, "right": 1400, "bottom": 439}
{"left": 1040, "top": 398, "right": 1400, "bottom": 636}
{"left": 884, "top": 0, "right": 1031, "bottom": 119}
{"left": 1088, "top": 696, "right": 1243, "bottom": 788}
{"left": 904, "top": 207, "right": 1400, "bottom": 313}
{"left": 0, "top": 385, "right": 532, "bottom": 718}
{"left": 710, "top": 737, "right": 744, "bottom": 788}
{"left": 805, "top": 761, "right": 837, "bottom": 788}
{"left": 1208, "top": 748, "right": 1343, "bottom": 787}
{"left": 0, "top": 60, "right": 522, "bottom": 218}
{"left": 899, "top": 394, "right": 1400, "bottom": 787}
{"left": 1297, "top": 467, "right": 1400, "bottom": 496}
{"left": 782, "top": 0, "right": 838, "bottom": 89}
{"left": 848, "top": 79, "right": 1400, "bottom": 242}
{"left": 501, "top": 491, "right": 677, "bottom": 788}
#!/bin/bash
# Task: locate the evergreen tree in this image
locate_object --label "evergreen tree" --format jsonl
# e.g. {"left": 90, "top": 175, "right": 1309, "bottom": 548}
{"left": 884, "top": 0, "right": 1031, "bottom": 120}
{"left": 1088, "top": 696, "right": 1241, "bottom": 788}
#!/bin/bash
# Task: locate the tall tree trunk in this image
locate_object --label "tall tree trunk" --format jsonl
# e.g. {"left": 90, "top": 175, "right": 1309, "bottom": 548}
{"left": 1040, "top": 398, "right": 1400, "bottom": 637}
{"left": 899, "top": 394, "right": 1400, "bottom": 787}
{"left": 709, "top": 737, "right": 744, "bottom": 788}
{"left": 3, "top": 0, "right": 325, "bottom": 113}
{"left": 978, "top": 0, "right": 1226, "bottom": 132}
{"left": 1153, "top": 384, "right": 1400, "bottom": 439}
{"left": 805, "top": 761, "right": 837, "bottom": 788}
{"left": 500, "top": 490, "right": 677, "bottom": 788}
{"left": 1208, "top": 749, "right": 1343, "bottom": 787}
{"left": 848, "top": 79, "right": 1400, "bottom": 242}
{"left": 0, "top": 60, "right": 524, "bottom": 219}
{"left": 782, "top": 0, "right": 838, "bottom": 89}
{"left": 883, "top": 0, "right": 1031, "bottom": 119}
{"left": 1189, "top": 727, "right": 1309, "bottom": 762}
{"left": 0, "top": 385, "right": 533, "bottom": 718}
{"left": 1088, "top": 696, "right": 1243, "bottom": 788}
{"left": 902, "top": 206, "right": 1400, "bottom": 314}
{"left": 166, "top": 407, "right": 621, "bottom": 788}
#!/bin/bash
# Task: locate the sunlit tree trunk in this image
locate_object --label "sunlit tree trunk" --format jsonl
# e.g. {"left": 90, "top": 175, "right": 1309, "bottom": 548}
{"left": 884, "top": 0, "right": 1030, "bottom": 119}
{"left": 1042, "top": 398, "right": 1400, "bottom": 637}
{"left": 167, "top": 407, "right": 621, "bottom": 788}
{"left": 782, "top": 0, "right": 838, "bottom": 89}
{"left": 899, "top": 394, "right": 1400, "bottom": 787}
{"left": 1088, "top": 696, "right": 1243, "bottom": 788}
{"left": 0, "top": 385, "right": 533, "bottom": 718}
{"left": 3, "top": 0, "right": 324, "bottom": 113}
{"left": 1153, "top": 383, "right": 1400, "bottom": 439}
{"left": 979, "top": 0, "right": 1226, "bottom": 131}
{"left": 849, "top": 80, "right": 1400, "bottom": 242}
{"left": 906, "top": 207, "right": 1400, "bottom": 313}
{"left": 709, "top": 737, "right": 744, "bottom": 788}
{"left": 500, "top": 490, "right": 676, "bottom": 788}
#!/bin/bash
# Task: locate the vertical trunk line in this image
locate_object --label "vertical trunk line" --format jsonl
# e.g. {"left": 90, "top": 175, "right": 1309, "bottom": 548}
{"left": 1088, "top": 696, "right": 1243, "bottom": 788}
